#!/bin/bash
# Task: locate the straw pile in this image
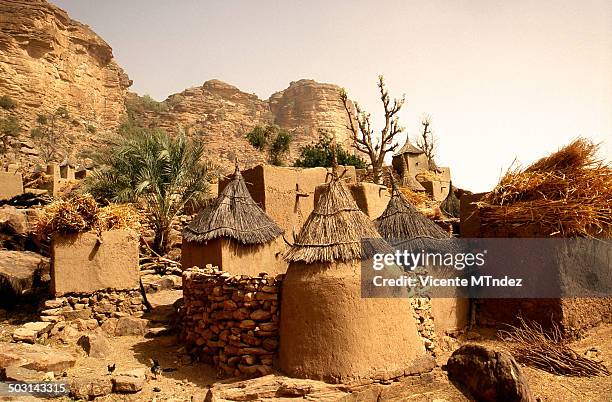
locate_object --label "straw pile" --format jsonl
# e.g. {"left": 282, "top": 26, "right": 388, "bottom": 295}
{"left": 477, "top": 138, "right": 612, "bottom": 237}
{"left": 501, "top": 317, "right": 610, "bottom": 377}
{"left": 34, "top": 194, "right": 140, "bottom": 237}
{"left": 285, "top": 177, "right": 391, "bottom": 263}
{"left": 183, "top": 163, "right": 283, "bottom": 245}
{"left": 399, "top": 187, "right": 429, "bottom": 207}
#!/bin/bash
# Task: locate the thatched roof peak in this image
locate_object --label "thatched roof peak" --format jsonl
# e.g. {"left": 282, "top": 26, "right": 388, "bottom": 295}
{"left": 440, "top": 181, "right": 460, "bottom": 218}
{"left": 375, "top": 179, "right": 449, "bottom": 241}
{"left": 395, "top": 137, "right": 424, "bottom": 156}
{"left": 183, "top": 162, "right": 283, "bottom": 245}
{"left": 285, "top": 178, "right": 390, "bottom": 264}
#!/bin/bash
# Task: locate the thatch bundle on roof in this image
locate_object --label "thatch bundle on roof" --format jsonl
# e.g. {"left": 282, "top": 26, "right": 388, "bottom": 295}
{"left": 375, "top": 180, "right": 450, "bottom": 243}
{"left": 34, "top": 194, "right": 140, "bottom": 237}
{"left": 285, "top": 177, "right": 390, "bottom": 263}
{"left": 440, "top": 182, "right": 460, "bottom": 218}
{"left": 477, "top": 138, "right": 612, "bottom": 237}
{"left": 183, "top": 164, "right": 283, "bottom": 245}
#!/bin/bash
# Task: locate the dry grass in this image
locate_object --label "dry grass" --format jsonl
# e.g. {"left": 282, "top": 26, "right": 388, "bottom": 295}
{"left": 415, "top": 170, "right": 445, "bottom": 182}
{"left": 500, "top": 317, "right": 610, "bottom": 377}
{"left": 477, "top": 138, "right": 612, "bottom": 237}
{"left": 34, "top": 194, "right": 140, "bottom": 237}
{"left": 183, "top": 165, "right": 283, "bottom": 245}
{"left": 399, "top": 187, "right": 430, "bottom": 207}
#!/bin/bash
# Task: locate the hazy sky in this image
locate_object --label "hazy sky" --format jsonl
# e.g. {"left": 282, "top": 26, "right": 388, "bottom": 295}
{"left": 51, "top": 0, "right": 612, "bottom": 192}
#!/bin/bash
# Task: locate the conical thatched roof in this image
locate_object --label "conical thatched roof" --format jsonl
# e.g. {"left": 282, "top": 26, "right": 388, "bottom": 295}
{"left": 440, "top": 182, "right": 460, "bottom": 218}
{"left": 183, "top": 163, "right": 283, "bottom": 245}
{"left": 395, "top": 138, "right": 424, "bottom": 155}
{"left": 375, "top": 179, "right": 450, "bottom": 242}
{"left": 285, "top": 177, "right": 391, "bottom": 264}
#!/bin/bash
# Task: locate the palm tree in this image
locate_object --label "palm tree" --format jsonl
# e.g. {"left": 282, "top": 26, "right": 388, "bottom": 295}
{"left": 87, "top": 128, "right": 216, "bottom": 254}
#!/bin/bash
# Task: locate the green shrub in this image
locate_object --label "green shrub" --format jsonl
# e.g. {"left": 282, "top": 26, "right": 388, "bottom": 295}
{"left": 36, "top": 114, "right": 48, "bottom": 126}
{"left": 246, "top": 125, "right": 271, "bottom": 150}
{"left": 294, "top": 130, "right": 366, "bottom": 169}
{"left": 55, "top": 106, "right": 69, "bottom": 119}
{"left": 246, "top": 124, "right": 293, "bottom": 166}
{"left": 0, "top": 117, "right": 20, "bottom": 137}
{"left": 86, "top": 128, "right": 214, "bottom": 254}
{"left": 0, "top": 95, "right": 16, "bottom": 110}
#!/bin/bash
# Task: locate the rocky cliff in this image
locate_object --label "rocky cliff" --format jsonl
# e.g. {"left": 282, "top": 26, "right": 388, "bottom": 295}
{"left": 0, "top": 0, "right": 131, "bottom": 166}
{"left": 0, "top": 0, "right": 355, "bottom": 171}
{"left": 132, "top": 79, "right": 355, "bottom": 169}
{"left": 269, "top": 79, "right": 354, "bottom": 152}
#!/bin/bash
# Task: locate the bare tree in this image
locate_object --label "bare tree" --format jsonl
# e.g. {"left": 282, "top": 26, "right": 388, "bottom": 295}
{"left": 414, "top": 115, "right": 437, "bottom": 170}
{"left": 340, "top": 75, "right": 405, "bottom": 184}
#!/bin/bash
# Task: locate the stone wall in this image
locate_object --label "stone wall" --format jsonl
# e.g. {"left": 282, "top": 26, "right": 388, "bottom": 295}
{"left": 180, "top": 267, "right": 282, "bottom": 378}
{"left": 40, "top": 289, "right": 145, "bottom": 328}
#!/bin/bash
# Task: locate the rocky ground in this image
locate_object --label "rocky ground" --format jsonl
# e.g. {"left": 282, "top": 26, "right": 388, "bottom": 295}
{"left": 1, "top": 288, "right": 610, "bottom": 402}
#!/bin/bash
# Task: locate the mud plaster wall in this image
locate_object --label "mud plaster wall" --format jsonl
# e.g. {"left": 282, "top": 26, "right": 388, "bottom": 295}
{"left": 51, "top": 229, "right": 139, "bottom": 296}
{"left": 279, "top": 260, "right": 430, "bottom": 383}
{"left": 0, "top": 171, "right": 23, "bottom": 200}
{"left": 463, "top": 202, "right": 612, "bottom": 334}
{"left": 348, "top": 182, "right": 390, "bottom": 219}
{"left": 420, "top": 180, "right": 450, "bottom": 202}
{"left": 431, "top": 298, "right": 469, "bottom": 335}
{"left": 180, "top": 267, "right": 281, "bottom": 378}
{"left": 219, "top": 165, "right": 356, "bottom": 236}
{"left": 181, "top": 237, "right": 286, "bottom": 276}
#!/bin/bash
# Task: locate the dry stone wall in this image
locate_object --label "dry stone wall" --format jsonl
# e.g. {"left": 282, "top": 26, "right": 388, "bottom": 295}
{"left": 411, "top": 298, "right": 437, "bottom": 353}
{"left": 180, "top": 266, "right": 282, "bottom": 378}
{"left": 40, "top": 289, "right": 145, "bottom": 325}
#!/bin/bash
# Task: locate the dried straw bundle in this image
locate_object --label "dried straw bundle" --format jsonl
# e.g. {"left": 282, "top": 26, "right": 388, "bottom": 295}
{"left": 478, "top": 138, "right": 612, "bottom": 237}
{"left": 399, "top": 187, "right": 429, "bottom": 207}
{"left": 97, "top": 204, "right": 141, "bottom": 232}
{"left": 35, "top": 194, "right": 139, "bottom": 237}
{"left": 183, "top": 164, "right": 283, "bottom": 245}
{"left": 285, "top": 178, "right": 391, "bottom": 263}
{"left": 500, "top": 317, "right": 610, "bottom": 377}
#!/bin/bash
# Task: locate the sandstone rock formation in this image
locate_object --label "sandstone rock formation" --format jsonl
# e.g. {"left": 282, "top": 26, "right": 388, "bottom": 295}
{"left": 0, "top": 0, "right": 131, "bottom": 165}
{"left": 0, "top": 1, "right": 355, "bottom": 171}
{"left": 269, "top": 79, "right": 354, "bottom": 152}
{"left": 131, "top": 79, "right": 356, "bottom": 169}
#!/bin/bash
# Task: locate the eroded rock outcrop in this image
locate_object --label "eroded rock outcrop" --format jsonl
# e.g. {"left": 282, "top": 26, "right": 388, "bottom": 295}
{"left": 0, "top": 0, "right": 131, "bottom": 165}
{"left": 269, "top": 79, "right": 354, "bottom": 152}
{"left": 131, "top": 79, "right": 356, "bottom": 169}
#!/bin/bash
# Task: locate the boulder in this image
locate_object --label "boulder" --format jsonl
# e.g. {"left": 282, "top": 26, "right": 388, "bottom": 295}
{"left": 0, "top": 206, "right": 29, "bottom": 236}
{"left": 0, "top": 250, "right": 48, "bottom": 297}
{"left": 0, "top": 343, "right": 76, "bottom": 374}
{"left": 1, "top": 365, "right": 48, "bottom": 382}
{"left": 70, "top": 377, "right": 113, "bottom": 400}
{"left": 446, "top": 344, "right": 534, "bottom": 402}
{"left": 12, "top": 321, "right": 53, "bottom": 343}
{"left": 112, "top": 368, "right": 146, "bottom": 393}
{"left": 77, "top": 333, "right": 113, "bottom": 358}
{"left": 114, "top": 316, "right": 147, "bottom": 336}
